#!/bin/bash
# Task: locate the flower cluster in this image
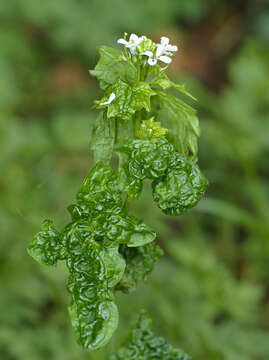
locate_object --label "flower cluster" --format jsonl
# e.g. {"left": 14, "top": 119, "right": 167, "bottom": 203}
{"left": 117, "top": 33, "right": 178, "bottom": 66}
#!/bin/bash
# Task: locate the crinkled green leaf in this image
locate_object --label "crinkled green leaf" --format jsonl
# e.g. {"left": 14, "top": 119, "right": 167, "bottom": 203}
{"left": 101, "top": 246, "right": 126, "bottom": 287}
{"left": 116, "top": 242, "right": 163, "bottom": 293}
{"left": 96, "top": 79, "right": 155, "bottom": 120}
{"left": 27, "top": 220, "right": 64, "bottom": 266}
{"left": 63, "top": 221, "right": 119, "bottom": 351}
{"left": 76, "top": 163, "right": 156, "bottom": 246}
{"left": 76, "top": 162, "right": 122, "bottom": 216}
{"left": 155, "top": 90, "right": 200, "bottom": 155}
{"left": 109, "top": 310, "right": 191, "bottom": 360}
{"left": 118, "top": 163, "right": 143, "bottom": 200}
{"left": 117, "top": 139, "right": 207, "bottom": 216}
{"left": 128, "top": 220, "right": 156, "bottom": 247}
{"left": 151, "top": 73, "right": 197, "bottom": 100}
{"left": 93, "top": 208, "right": 156, "bottom": 247}
{"left": 152, "top": 153, "right": 208, "bottom": 216}
{"left": 90, "top": 46, "right": 137, "bottom": 89}
{"left": 90, "top": 111, "right": 115, "bottom": 165}
{"left": 118, "top": 138, "right": 175, "bottom": 180}
{"left": 28, "top": 162, "right": 159, "bottom": 351}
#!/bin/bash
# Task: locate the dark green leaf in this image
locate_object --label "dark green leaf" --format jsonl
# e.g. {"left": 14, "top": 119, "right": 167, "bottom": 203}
{"left": 117, "top": 138, "right": 174, "bottom": 180}
{"left": 94, "top": 209, "right": 156, "bottom": 247}
{"left": 63, "top": 222, "right": 119, "bottom": 351}
{"left": 76, "top": 162, "right": 122, "bottom": 216}
{"left": 118, "top": 163, "right": 143, "bottom": 200}
{"left": 152, "top": 154, "right": 208, "bottom": 216}
{"left": 96, "top": 79, "right": 155, "bottom": 120}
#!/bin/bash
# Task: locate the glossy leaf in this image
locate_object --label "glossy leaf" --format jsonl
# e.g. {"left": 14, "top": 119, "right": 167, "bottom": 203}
{"left": 96, "top": 79, "right": 155, "bottom": 120}
{"left": 76, "top": 162, "right": 122, "bottom": 216}
{"left": 28, "top": 162, "right": 158, "bottom": 351}
{"left": 94, "top": 209, "right": 156, "bottom": 247}
{"left": 118, "top": 138, "right": 175, "bottom": 180}
{"left": 76, "top": 163, "right": 156, "bottom": 246}
{"left": 118, "top": 163, "right": 143, "bottom": 200}
{"left": 152, "top": 153, "right": 208, "bottom": 216}
{"left": 63, "top": 221, "right": 119, "bottom": 351}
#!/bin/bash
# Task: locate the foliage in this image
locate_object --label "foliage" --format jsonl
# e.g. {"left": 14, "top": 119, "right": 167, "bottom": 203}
{"left": 109, "top": 310, "right": 190, "bottom": 360}
{"left": 28, "top": 162, "right": 156, "bottom": 351}
{"left": 27, "top": 33, "right": 207, "bottom": 353}
{"left": 116, "top": 242, "right": 163, "bottom": 293}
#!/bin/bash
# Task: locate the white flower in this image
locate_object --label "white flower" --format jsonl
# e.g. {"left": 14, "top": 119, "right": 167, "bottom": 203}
{"left": 100, "top": 92, "right": 116, "bottom": 105}
{"left": 117, "top": 33, "right": 146, "bottom": 54}
{"left": 142, "top": 49, "right": 171, "bottom": 66}
{"left": 158, "top": 37, "right": 178, "bottom": 55}
{"left": 143, "top": 36, "right": 178, "bottom": 66}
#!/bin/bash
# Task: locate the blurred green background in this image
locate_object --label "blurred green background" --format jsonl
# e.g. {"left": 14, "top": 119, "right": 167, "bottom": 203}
{"left": 1, "top": 0, "right": 269, "bottom": 359}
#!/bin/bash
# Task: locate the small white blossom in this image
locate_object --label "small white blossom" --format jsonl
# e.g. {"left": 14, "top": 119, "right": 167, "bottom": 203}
{"left": 158, "top": 37, "right": 178, "bottom": 55}
{"left": 143, "top": 36, "right": 178, "bottom": 66}
{"left": 117, "top": 33, "right": 147, "bottom": 54}
{"left": 100, "top": 92, "right": 116, "bottom": 105}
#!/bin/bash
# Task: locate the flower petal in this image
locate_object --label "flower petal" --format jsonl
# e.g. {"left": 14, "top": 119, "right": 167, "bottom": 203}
{"left": 141, "top": 51, "right": 153, "bottom": 57}
{"left": 163, "top": 51, "right": 173, "bottom": 56}
{"left": 166, "top": 44, "right": 178, "bottom": 52}
{"left": 117, "top": 38, "right": 129, "bottom": 45}
{"left": 129, "top": 33, "right": 139, "bottom": 44}
{"left": 137, "top": 35, "right": 146, "bottom": 45}
{"left": 160, "top": 36, "right": 169, "bottom": 46}
{"left": 148, "top": 58, "right": 157, "bottom": 66}
{"left": 156, "top": 44, "right": 164, "bottom": 58}
{"left": 159, "top": 55, "right": 172, "bottom": 64}
{"left": 127, "top": 45, "right": 137, "bottom": 54}
{"left": 100, "top": 92, "right": 116, "bottom": 105}
{"left": 140, "top": 35, "right": 147, "bottom": 41}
